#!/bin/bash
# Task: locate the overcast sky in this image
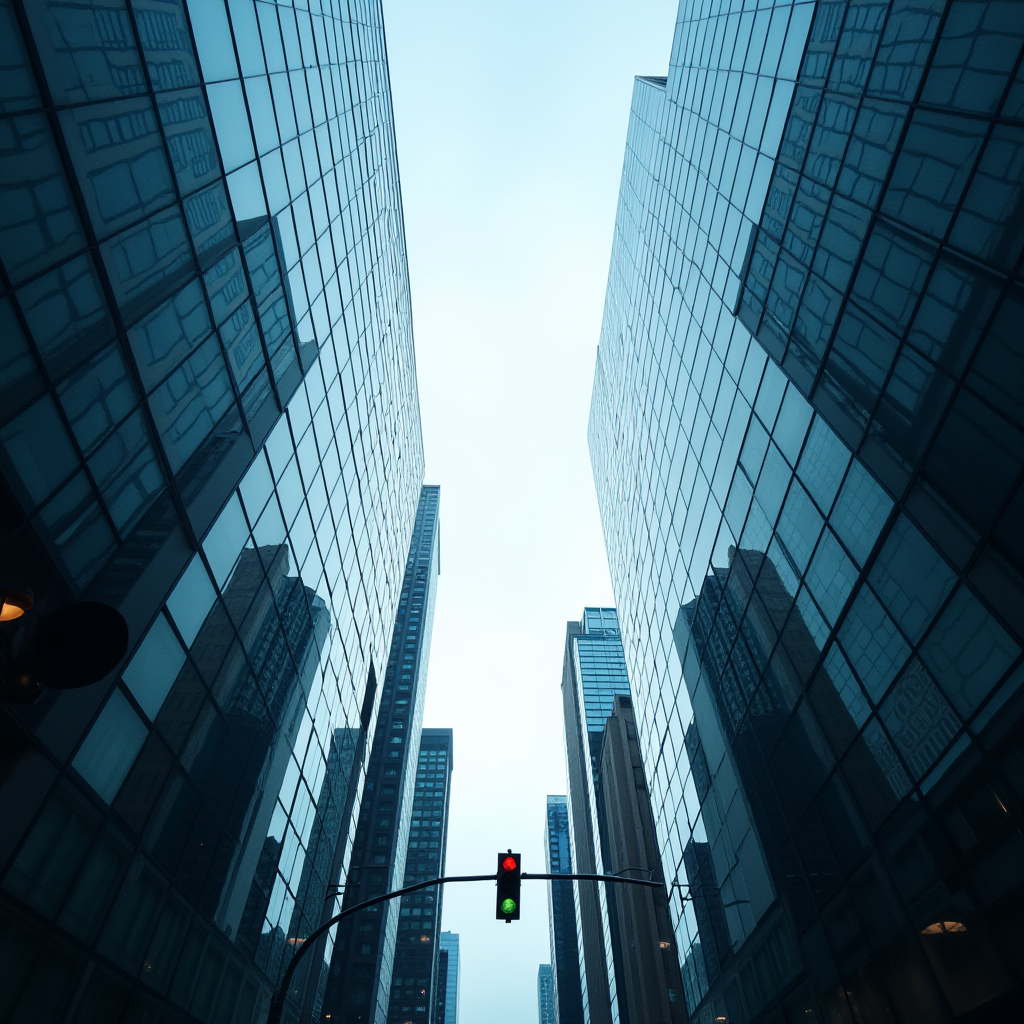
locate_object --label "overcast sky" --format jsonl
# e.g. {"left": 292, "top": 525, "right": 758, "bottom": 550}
{"left": 383, "top": 1, "right": 678, "bottom": 1018}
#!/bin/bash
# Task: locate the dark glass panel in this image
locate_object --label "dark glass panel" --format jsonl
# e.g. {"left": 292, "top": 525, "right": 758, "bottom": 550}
{"left": 964, "top": 286, "right": 1024, "bottom": 427}
{"left": 57, "top": 342, "right": 138, "bottom": 455}
{"left": 35, "top": 470, "right": 117, "bottom": 585}
{"left": 0, "top": 393, "right": 79, "bottom": 508}
{"left": 0, "top": 0, "right": 42, "bottom": 113}
{"left": 183, "top": 180, "right": 236, "bottom": 267}
{"left": 0, "top": 297, "right": 44, "bottom": 417}
{"left": 127, "top": 275, "right": 212, "bottom": 391}
{"left": 132, "top": 0, "right": 200, "bottom": 92}
{"left": 100, "top": 205, "right": 196, "bottom": 326}
{"left": 59, "top": 97, "right": 175, "bottom": 240}
{"left": 156, "top": 87, "right": 220, "bottom": 195}
{"left": 15, "top": 253, "right": 116, "bottom": 377}
{"left": 0, "top": 113, "right": 87, "bottom": 283}
{"left": 23, "top": 0, "right": 146, "bottom": 105}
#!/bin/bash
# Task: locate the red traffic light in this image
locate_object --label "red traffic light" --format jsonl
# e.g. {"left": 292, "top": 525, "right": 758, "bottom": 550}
{"left": 502, "top": 855, "right": 518, "bottom": 872}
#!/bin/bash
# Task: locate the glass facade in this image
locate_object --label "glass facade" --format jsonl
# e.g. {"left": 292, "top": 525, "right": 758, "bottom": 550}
{"left": 1, "top": 1, "right": 424, "bottom": 1022}
{"left": 435, "top": 930, "right": 460, "bottom": 1024}
{"left": 321, "top": 485, "right": 439, "bottom": 1024}
{"left": 545, "top": 794, "right": 584, "bottom": 1024}
{"left": 538, "top": 963, "right": 557, "bottom": 1024}
{"left": 385, "top": 727, "right": 453, "bottom": 1024}
{"left": 589, "top": 2, "right": 1023, "bottom": 1023}
{"left": 561, "top": 608, "right": 633, "bottom": 1024}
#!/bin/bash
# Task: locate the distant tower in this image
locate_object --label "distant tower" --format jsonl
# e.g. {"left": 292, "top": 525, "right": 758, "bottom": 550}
{"left": 545, "top": 795, "right": 584, "bottom": 1024}
{"left": 537, "top": 964, "right": 556, "bottom": 1024}
{"left": 435, "top": 931, "right": 460, "bottom": 1023}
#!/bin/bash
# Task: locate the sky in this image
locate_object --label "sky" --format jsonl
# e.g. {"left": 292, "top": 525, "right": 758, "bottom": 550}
{"left": 383, "top": 1, "right": 679, "bottom": 1019}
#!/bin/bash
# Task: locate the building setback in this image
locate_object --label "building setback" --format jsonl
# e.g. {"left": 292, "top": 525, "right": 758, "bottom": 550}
{"left": 589, "top": 2, "right": 1023, "bottom": 1022}
{"left": 544, "top": 795, "right": 585, "bottom": 1024}
{"left": 321, "top": 486, "right": 440, "bottom": 1023}
{"left": 0, "top": 1, "right": 424, "bottom": 1021}
{"left": 385, "top": 727, "right": 454, "bottom": 1024}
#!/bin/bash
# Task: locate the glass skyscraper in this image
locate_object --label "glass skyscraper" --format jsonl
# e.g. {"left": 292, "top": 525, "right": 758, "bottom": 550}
{"left": 435, "top": 930, "right": 460, "bottom": 1024}
{"left": 385, "top": 726, "right": 454, "bottom": 1024}
{"left": 589, "top": 2, "right": 1022, "bottom": 1023}
{"left": 545, "top": 794, "right": 584, "bottom": 1024}
{"left": 560, "top": 608, "right": 633, "bottom": 1024}
{"left": 321, "top": 485, "right": 439, "bottom": 1024}
{"left": 537, "top": 963, "right": 556, "bottom": 1024}
{"left": 0, "top": 1, "right": 424, "bottom": 1022}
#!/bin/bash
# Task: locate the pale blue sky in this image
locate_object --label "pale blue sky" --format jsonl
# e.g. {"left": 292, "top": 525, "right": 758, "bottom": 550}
{"left": 384, "top": 1, "right": 679, "bottom": 1018}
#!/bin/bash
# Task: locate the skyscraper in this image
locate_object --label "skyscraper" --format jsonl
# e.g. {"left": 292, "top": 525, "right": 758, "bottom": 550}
{"left": 545, "top": 795, "right": 585, "bottom": 1024}
{"left": 537, "top": 963, "right": 557, "bottom": 1024}
{"left": 385, "top": 727, "right": 454, "bottom": 1024}
{"left": 435, "top": 930, "right": 460, "bottom": 1024}
{"left": 561, "top": 610, "right": 628, "bottom": 1024}
{"left": 321, "top": 486, "right": 440, "bottom": 1024}
{"left": 0, "top": 1, "right": 424, "bottom": 1021}
{"left": 589, "top": 2, "right": 1023, "bottom": 1022}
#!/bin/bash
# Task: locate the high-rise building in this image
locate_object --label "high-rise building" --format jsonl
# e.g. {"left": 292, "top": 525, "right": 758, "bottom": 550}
{"left": 537, "top": 963, "right": 556, "bottom": 1024}
{"left": 589, "top": 2, "right": 1023, "bottom": 1022}
{"left": 544, "top": 794, "right": 585, "bottom": 1024}
{"left": 561, "top": 609, "right": 629, "bottom": 1024}
{"left": 0, "top": 1, "right": 424, "bottom": 1021}
{"left": 599, "top": 695, "right": 687, "bottom": 1024}
{"left": 321, "top": 486, "right": 440, "bottom": 1024}
{"left": 385, "top": 727, "right": 454, "bottom": 1024}
{"left": 435, "top": 930, "right": 460, "bottom": 1024}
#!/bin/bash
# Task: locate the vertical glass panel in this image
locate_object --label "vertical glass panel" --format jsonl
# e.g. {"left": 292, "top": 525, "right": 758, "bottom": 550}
{"left": 203, "top": 492, "right": 248, "bottom": 587}
{"left": 0, "top": 298, "right": 44, "bottom": 414}
{"left": 128, "top": 278, "right": 212, "bottom": 391}
{"left": 122, "top": 612, "right": 188, "bottom": 718}
{"left": 156, "top": 88, "right": 220, "bottom": 195}
{"left": 0, "top": 0, "right": 42, "bottom": 113}
{"left": 166, "top": 553, "right": 217, "bottom": 647}
{"left": 87, "top": 408, "right": 165, "bottom": 536}
{"left": 186, "top": 0, "right": 238, "bottom": 83}
{"left": 133, "top": 0, "right": 200, "bottom": 91}
{"left": 0, "top": 113, "right": 87, "bottom": 283}
{"left": 23, "top": 0, "right": 147, "bottom": 105}
{"left": 100, "top": 206, "right": 196, "bottom": 326}
{"left": 35, "top": 470, "right": 117, "bottom": 585}
{"left": 59, "top": 97, "right": 176, "bottom": 240}
{"left": 73, "top": 688, "right": 150, "bottom": 803}
{"left": 0, "top": 394, "right": 79, "bottom": 507}
{"left": 206, "top": 80, "right": 255, "bottom": 171}
{"left": 15, "top": 253, "right": 116, "bottom": 378}
{"left": 183, "top": 181, "right": 236, "bottom": 266}
{"left": 57, "top": 343, "right": 138, "bottom": 455}
{"left": 830, "top": 458, "right": 893, "bottom": 565}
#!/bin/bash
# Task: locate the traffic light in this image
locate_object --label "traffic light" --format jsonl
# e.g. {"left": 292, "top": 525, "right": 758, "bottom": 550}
{"left": 495, "top": 850, "right": 521, "bottom": 922}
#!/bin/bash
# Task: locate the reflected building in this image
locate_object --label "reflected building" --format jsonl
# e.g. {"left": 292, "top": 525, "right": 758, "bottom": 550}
{"left": 0, "top": 1, "right": 425, "bottom": 1021}
{"left": 545, "top": 795, "right": 584, "bottom": 1024}
{"left": 589, "top": 2, "right": 1023, "bottom": 1022}
{"left": 385, "top": 727, "right": 454, "bottom": 1024}
{"left": 322, "top": 486, "right": 440, "bottom": 1024}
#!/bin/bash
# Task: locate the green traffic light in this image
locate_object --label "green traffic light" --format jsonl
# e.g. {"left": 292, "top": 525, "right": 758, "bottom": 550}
{"left": 501, "top": 897, "right": 517, "bottom": 915}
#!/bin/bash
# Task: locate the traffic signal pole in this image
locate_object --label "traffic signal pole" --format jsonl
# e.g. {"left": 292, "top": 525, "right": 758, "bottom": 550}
{"left": 265, "top": 869, "right": 668, "bottom": 1022}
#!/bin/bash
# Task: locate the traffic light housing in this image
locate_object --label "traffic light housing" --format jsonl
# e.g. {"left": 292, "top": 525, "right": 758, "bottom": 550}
{"left": 496, "top": 851, "right": 521, "bottom": 922}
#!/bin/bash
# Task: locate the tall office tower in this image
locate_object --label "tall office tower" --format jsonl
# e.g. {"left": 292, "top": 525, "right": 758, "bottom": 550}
{"left": 321, "top": 486, "right": 440, "bottom": 1024}
{"left": 589, "top": 2, "right": 1023, "bottom": 1022}
{"left": 562, "top": 607, "right": 653, "bottom": 1024}
{"left": 599, "top": 695, "right": 687, "bottom": 1024}
{"left": 537, "top": 964, "right": 557, "bottom": 1024}
{"left": 0, "top": 1, "right": 425, "bottom": 1022}
{"left": 545, "top": 794, "right": 585, "bottom": 1024}
{"left": 435, "top": 930, "right": 460, "bottom": 1024}
{"left": 385, "top": 727, "right": 454, "bottom": 1024}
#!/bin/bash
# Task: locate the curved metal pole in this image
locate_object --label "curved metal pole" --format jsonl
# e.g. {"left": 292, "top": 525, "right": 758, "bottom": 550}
{"left": 266, "top": 873, "right": 495, "bottom": 1024}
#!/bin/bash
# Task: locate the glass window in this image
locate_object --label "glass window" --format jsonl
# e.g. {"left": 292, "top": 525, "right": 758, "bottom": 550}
{"left": 206, "top": 80, "right": 255, "bottom": 171}
{"left": 35, "top": 471, "right": 117, "bottom": 585}
{"left": 228, "top": 0, "right": 266, "bottom": 77}
{"left": 830, "top": 458, "right": 892, "bottom": 566}
{"left": 134, "top": 0, "right": 200, "bottom": 92}
{"left": 128, "top": 278, "right": 212, "bottom": 392}
{"left": 156, "top": 88, "right": 221, "bottom": 195}
{"left": 0, "top": 112, "right": 87, "bottom": 284}
{"left": 122, "top": 612, "right": 186, "bottom": 719}
{"left": 839, "top": 586, "right": 910, "bottom": 703}
{"left": 183, "top": 181, "right": 236, "bottom": 267}
{"left": 188, "top": 0, "right": 238, "bottom": 83}
{"left": 245, "top": 76, "right": 279, "bottom": 154}
{"left": 23, "top": 0, "right": 146, "bottom": 105}
{"left": 73, "top": 688, "right": 149, "bottom": 803}
{"left": 203, "top": 492, "right": 248, "bottom": 587}
{"left": 15, "top": 253, "right": 116, "bottom": 378}
{"left": 0, "top": 394, "right": 79, "bottom": 507}
{"left": 57, "top": 344, "right": 137, "bottom": 456}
